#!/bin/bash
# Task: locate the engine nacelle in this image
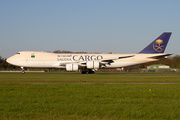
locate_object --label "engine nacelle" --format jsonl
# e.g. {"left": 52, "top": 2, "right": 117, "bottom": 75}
{"left": 87, "top": 61, "right": 100, "bottom": 69}
{"left": 66, "top": 63, "right": 79, "bottom": 71}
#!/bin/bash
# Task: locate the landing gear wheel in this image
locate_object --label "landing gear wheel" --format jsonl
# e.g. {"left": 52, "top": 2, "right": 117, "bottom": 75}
{"left": 88, "top": 70, "right": 95, "bottom": 74}
{"left": 81, "top": 71, "right": 86, "bottom": 74}
{"left": 81, "top": 67, "right": 87, "bottom": 74}
{"left": 22, "top": 70, "right": 25, "bottom": 74}
{"left": 21, "top": 67, "right": 25, "bottom": 74}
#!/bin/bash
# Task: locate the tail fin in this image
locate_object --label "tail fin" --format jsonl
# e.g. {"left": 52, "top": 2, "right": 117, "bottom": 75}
{"left": 139, "top": 32, "right": 172, "bottom": 54}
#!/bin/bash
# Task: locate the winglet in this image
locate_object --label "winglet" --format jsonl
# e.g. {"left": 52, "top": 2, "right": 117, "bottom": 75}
{"left": 139, "top": 32, "right": 172, "bottom": 54}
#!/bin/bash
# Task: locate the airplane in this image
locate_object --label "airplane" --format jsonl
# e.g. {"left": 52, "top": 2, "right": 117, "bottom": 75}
{"left": 6, "top": 32, "right": 172, "bottom": 74}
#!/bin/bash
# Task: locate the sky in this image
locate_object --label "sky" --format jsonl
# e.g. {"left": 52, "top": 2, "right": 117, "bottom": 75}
{"left": 0, "top": 0, "right": 180, "bottom": 58}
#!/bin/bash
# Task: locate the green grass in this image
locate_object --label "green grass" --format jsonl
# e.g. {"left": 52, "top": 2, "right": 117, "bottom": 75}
{"left": 0, "top": 73, "right": 180, "bottom": 83}
{"left": 0, "top": 73, "right": 180, "bottom": 120}
{"left": 0, "top": 84, "right": 180, "bottom": 120}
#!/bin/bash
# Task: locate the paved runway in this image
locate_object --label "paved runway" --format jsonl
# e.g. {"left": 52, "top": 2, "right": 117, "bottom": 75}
{"left": 0, "top": 72, "right": 180, "bottom": 75}
{"left": 1, "top": 82, "right": 180, "bottom": 84}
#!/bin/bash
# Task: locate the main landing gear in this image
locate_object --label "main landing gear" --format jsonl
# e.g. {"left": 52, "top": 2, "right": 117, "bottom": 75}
{"left": 88, "top": 70, "right": 95, "bottom": 74}
{"left": 21, "top": 67, "right": 25, "bottom": 74}
{"left": 81, "top": 68, "right": 95, "bottom": 74}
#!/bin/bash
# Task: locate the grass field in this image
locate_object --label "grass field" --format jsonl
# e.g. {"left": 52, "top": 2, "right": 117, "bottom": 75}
{"left": 0, "top": 73, "right": 180, "bottom": 120}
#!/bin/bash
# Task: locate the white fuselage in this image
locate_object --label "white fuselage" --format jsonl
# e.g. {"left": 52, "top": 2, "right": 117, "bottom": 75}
{"left": 6, "top": 51, "right": 162, "bottom": 68}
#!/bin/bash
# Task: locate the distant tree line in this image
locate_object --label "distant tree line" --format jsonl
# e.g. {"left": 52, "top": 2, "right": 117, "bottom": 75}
{"left": 53, "top": 50, "right": 101, "bottom": 54}
{"left": 53, "top": 50, "right": 88, "bottom": 54}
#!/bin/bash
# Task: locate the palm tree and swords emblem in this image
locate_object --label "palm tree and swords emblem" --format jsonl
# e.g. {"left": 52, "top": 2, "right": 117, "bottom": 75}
{"left": 153, "top": 39, "right": 164, "bottom": 52}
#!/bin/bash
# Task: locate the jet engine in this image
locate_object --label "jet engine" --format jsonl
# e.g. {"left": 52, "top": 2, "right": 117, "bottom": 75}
{"left": 66, "top": 63, "right": 79, "bottom": 71}
{"left": 87, "top": 61, "right": 100, "bottom": 69}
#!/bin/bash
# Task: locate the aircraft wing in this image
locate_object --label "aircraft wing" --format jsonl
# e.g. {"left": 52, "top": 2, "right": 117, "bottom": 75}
{"left": 53, "top": 55, "right": 134, "bottom": 68}
{"left": 148, "top": 53, "right": 173, "bottom": 59}
{"left": 99, "top": 55, "right": 135, "bottom": 64}
{"left": 78, "top": 55, "right": 135, "bottom": 67}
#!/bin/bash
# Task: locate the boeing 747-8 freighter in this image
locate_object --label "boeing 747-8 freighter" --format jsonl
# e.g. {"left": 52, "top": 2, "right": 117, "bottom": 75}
{"left": 6, "top": 32, "right": 172, "bottom": 74}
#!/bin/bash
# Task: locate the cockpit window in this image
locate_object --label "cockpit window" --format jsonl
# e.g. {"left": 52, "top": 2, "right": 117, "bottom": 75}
{"left": 16, "top": 53, "right": 20, "bottom": 54}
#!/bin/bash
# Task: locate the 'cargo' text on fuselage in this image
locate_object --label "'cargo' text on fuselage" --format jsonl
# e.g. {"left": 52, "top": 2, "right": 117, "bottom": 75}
{"left": 57, "top": 55, "right": 103, "bottom": 61}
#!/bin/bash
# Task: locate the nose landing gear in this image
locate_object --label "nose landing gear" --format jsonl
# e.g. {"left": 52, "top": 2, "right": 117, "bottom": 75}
{"left": 21, "top": 67, "right": 25, "bottom": 74}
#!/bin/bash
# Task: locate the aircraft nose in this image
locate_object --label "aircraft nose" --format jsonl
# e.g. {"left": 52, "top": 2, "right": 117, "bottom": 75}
{"left": 6, "top": 53, "right": 21, "bottom": 66}
{"left": 6, "top": 57, "right": 11, "bottom": 64}
{"left": 6, "top": 56, "right": 14, "bottom": 65}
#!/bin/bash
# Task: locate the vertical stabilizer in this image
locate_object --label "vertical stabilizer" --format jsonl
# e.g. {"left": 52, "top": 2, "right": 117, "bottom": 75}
{"left": 139, "top": 32, "right": 172, "bottom": 54}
